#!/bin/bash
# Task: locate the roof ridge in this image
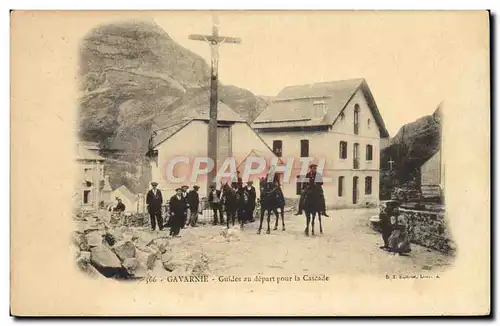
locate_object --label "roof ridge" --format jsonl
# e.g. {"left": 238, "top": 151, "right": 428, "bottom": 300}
{"left": 278, "top": 78, "right": 365, "bottom": 93}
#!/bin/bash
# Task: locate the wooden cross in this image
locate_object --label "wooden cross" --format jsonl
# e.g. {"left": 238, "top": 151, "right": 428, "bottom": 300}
{"left": 188, "top": 14, "right": 241, "bottom": 195}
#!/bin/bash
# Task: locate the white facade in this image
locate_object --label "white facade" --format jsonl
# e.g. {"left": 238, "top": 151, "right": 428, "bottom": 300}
{"left": 420, "top": 150, "right": 444, "bottom": 199}
{"left": 150, "top": 120, "right": 276, "bottom": 198}
{"left": 255, "top": 88, "right": 384, "bottom": 209}
{"left": 75, "top": 143, "right": 106, "bottom": 211}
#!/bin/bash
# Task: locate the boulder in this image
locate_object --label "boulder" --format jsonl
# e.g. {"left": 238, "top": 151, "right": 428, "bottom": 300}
{"left": 78, "top": 251, "right": 91, "bottom": 263}
{"left": 103, "top": 233, "right": 116, "bottom": 246}
{"left": 90, "top": 245, "right": 122, "bottom": 269}
{"left": 122, "top": 257, "right": 139, "bottom": 271}
{"left": 135, "top": 230, "right": 155, "bottom": 247}
{"left": 107, "top": 228, "right": 124, "bottom": 243}
{"left": 112, "top": 240, "right": 136, "bottom": 261}
{"left": 86, "top": 231, "right": 103, "bottom": 247}
{"left": 72, "top": 231, "right": 90, "bottom": 251}
{"left": 147, "top": 244, "right": 161, "bottom": 257}
{"left": 122, "top": 258, "right": 148, "bottom": 278}
{"left": 76, "top": 258, "right": 104, "bottom": 279}
{"left": 149, "top": 237, "right": 170, "bottom": 254}
{"left": 160, "top": 253, "right": 174, "bottom": 270}
{"left": 136, "top": 248, "right": 157, "bottom": 270}
{"left": 163, "top": 261, "right": 177, "bottom": 272}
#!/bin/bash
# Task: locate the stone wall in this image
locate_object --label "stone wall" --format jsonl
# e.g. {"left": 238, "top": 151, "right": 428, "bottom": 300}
{"left": 399, "top": 208, "right": 455, "bottom": 255}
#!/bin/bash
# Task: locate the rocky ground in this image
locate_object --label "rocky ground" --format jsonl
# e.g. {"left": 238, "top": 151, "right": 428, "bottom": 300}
{"left": 73, "top": 208, "right": 454, "bottom": 280}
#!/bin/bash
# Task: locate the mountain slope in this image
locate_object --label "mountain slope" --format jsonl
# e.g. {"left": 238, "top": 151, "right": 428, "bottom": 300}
{"left": 78, "top": 21, "right": 269, "bottom": 193}
{"left": 380, "top": 105, "right": 442, "bottom": 199}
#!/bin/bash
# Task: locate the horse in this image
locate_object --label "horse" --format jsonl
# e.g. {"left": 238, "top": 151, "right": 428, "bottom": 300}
{"left": 257, "top": 177, "right": 283, "bottom": 234}
{"left": 221, "top": 183, "right": 238, "bottom": 229}
{"left": 303, "top": 184, "right": 324, "bottom": 236}
{"left": 273, "top": 182, "right": 286, "bottom": 231}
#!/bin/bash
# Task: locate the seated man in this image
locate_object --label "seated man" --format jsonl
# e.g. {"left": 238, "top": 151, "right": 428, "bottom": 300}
{"left": 113, "top": 197, "right": 126, "bottom": 213}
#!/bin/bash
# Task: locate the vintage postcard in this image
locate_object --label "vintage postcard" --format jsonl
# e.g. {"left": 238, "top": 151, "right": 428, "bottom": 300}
{"left": 10, "top": 10, "right": 490, "bottom": 316}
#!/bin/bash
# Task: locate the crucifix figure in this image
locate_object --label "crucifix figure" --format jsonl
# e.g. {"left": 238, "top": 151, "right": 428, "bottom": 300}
{"left": 388, "top": 158, "right": 395, "bottom": 171}
{"left": 189, "top": 14, "right": 241, "bottom": 195}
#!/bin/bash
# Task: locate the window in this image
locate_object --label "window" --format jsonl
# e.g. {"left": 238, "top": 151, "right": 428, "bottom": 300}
{"left": 339, "top": 141, "right": 348, "bottom": 159}
{"left": 353, "top": 143, "right": 360, "bottom": 169}
{"left": 365, "top": 176, "right": 372, "bottom": 195}
{"left": 354, "top": 104, "right": 360, "bottom": 135}
{"left": 367, "top": 118, "right": 371, "bottom": 128}
{"left": 338, "top": 176, "right": 344, "bottom": 197}
{"left": 366, "top": 144, "right": 373, "bottom": 161}
{"left": 272, "top": 140, "right": 283, "bottom": 157}
{"left": 340, "top": 112, "right": 345, "bottom": 121}
{"left": 83, "top": 190, "right": 91, "bottom": 204}
{"left": 300, "top": 139, "right": 309, "bottom": 157}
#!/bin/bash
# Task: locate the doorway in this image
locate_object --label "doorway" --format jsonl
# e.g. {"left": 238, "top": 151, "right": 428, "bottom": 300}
{"left": 353, "top": 176, "right": 359, "bottom": 204}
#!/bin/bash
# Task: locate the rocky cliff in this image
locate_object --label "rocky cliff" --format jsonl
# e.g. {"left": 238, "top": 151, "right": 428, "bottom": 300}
{"left": 380, "top": 105, "right": 442, "bottom": 199}
{"left": 78, "top": 21, "right": 269, "bottom": 193}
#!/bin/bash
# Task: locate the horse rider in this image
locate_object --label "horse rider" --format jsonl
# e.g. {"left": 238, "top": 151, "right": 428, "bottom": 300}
{"left": 295, "top": 164, "right": 329, "bottom": 217}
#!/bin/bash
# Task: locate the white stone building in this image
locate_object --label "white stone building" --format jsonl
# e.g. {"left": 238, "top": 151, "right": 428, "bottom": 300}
{"left": 252, "top": 78, "right": 390, "bottom": 209}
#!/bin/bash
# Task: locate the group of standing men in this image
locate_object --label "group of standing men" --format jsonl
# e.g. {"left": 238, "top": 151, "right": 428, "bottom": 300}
{"left": 146, "top": 182, "right": 201, "bottom": 237}
{"left": 207, "top": 173, "right": 258, "bottom": 226}
{"left": 145, "top": 164, "right": 329, "bottom": 236}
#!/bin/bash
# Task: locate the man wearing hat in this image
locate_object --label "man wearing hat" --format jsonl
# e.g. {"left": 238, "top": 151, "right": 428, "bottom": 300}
{"left": 169, "top": 188, "right": 187, "bottom": 236}
{"left": 112, "top": 197, "right": 126, "bottom": 213}
{"left": 146, "top": 182, "right": 164, "bottom": 231}
{"left": 295, "top": 164, "right": 329, "bottom": 217}
{"left": 180, "top": 185, "right": 189, "bottom": 228}
{"left": 242, "top": 180, "right": 257, "bottom": 223}
{"left": 186, "top": 185, "right": 201, "bottom": 227}
{"left": 208, "top": 183, "right": 224, "bottom": 225}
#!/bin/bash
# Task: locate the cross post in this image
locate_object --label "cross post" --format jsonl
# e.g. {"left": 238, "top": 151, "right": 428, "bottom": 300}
{"left": 388, "top": 158, "right": 395, "bottom": 171}
{"left": 188, "top": 14, "right": 241, "bottom": 195}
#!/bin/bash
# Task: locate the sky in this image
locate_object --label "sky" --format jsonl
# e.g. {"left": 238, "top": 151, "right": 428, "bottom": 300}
{"left": 148, "top": 11, "right": 486, "bottom": 136}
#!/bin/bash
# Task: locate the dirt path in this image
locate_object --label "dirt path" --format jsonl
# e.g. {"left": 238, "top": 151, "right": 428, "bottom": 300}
{"left": 156, "top": 208, "right": 454, "bottom": 277}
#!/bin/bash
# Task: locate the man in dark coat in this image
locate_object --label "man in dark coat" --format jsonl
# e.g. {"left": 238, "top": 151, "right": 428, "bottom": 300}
{"left": 208, "top": 184, "right": 224, "bottom": 225}
{"left": 295, "top": 164, "right": 329, "bottom": 217}
{"left": 146, "top": 182, "right": 164, "bottom": 231}
{"left": 113, "top": 197, "right": 126, "bottom": 213}
{"left": 186, "top": 185, "right": 201, "bottom": 227}
{"left": 180, "top": 185, "right": 189, "bottom": 228}
{"left": 243, "top": 181, "right": 257, "bottom": 223}
{"left": 169, "top": 188, "right": 187, "bottom": 236}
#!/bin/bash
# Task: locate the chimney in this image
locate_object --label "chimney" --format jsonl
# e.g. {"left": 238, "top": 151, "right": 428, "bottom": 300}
{"left": 312, "top": 100, "right": 327, "bottom": 119}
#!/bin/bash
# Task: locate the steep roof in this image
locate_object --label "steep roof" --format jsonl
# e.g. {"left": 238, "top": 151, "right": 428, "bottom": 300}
{"left": 76, "top": 143, "right": 105, "bottom": 161}
{"left": 112, "top": 185, "right": 137, "bottom": 203}
{"left": 236, "top": 149, "right": 283, "bottom": 170}
{"left": 252, "top": 78, "right": 390, "bottom": 138}
{"left": 151, "top": 101, "right": 246, "bottom": 149}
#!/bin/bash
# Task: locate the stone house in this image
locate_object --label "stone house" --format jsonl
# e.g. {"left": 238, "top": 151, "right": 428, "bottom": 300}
{"left": 75, "top": 142, "right": 106, "bottom": 211}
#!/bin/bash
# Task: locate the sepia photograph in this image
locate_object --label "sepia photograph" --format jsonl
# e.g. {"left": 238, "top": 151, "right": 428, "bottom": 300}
{"left": 10, "top": 10, "right": 490, "bottom": 316}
